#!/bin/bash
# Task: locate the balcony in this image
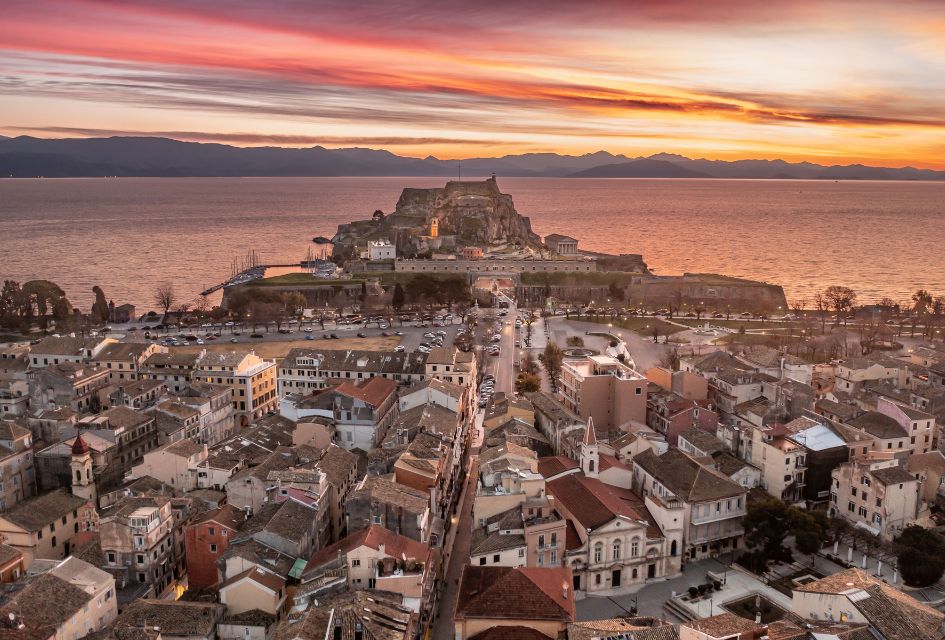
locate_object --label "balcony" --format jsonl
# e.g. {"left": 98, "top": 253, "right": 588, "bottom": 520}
{"left": 688, "top": 527, "right": 745, "bottom": 545}
{"left": 690, "top": 508, "right": 746, "bottom": 526}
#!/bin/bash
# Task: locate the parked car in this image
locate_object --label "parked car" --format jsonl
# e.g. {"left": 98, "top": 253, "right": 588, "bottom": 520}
{"left": 251, "top": 333, "right": 264, "bottom": 339}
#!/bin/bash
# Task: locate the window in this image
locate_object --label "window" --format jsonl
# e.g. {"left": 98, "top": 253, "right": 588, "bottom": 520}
{"left": 518, "top": 548, "right": 525, "bottom": 558}
{"left": 851, "top": 487, "right": 857, "bottom": 497}
{"left": 595, "top": 573, "right": 601, "bottom": 585}
{"left": 594, "top": 544, "right": 603, "bottom": 563}
{"left": 352, "top": 559, "right": 360, "bottom": 567}
{"left": 209, "top": 544, "right": 217, "bottom": 553}
{"left": 107, "top": 552, "right": 115, "bottom": 563}
{"left": 551, "top": 550, "right": 557, "bottom": 564}
{"left": 631, "top": 539, "right": 639, "bottom": 557}
{"left": 876, "top": 498, "right": 882, "bottom": 507}
{"left": 137, "top": 554, "right": 144, "bottom": 564}
{"left": 208, "top": 527, "right": 215, "bottom": 536}
{"left": 479, "top": 557, "right": 486, "bottom": 566}
{"left": 51, "top": 536, "right": 56, "bottom": 548}
{"left": 493, "top": 554, "right": 500, "bottom": 563}
{"left": 538, "top": 534, "right": 545, "bottom": 548}
{"left": 612, "top": 540, "right": 621, "bottom": 560}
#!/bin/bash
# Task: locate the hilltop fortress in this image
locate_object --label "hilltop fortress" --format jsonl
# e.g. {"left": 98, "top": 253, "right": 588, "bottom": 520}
{"left": 328, "top": 177, "right": 788, "bottom": 311}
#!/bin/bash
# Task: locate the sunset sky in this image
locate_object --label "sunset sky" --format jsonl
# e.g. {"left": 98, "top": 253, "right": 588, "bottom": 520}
{"left": 3, "top": 0, "right": 945, "bottom": 167}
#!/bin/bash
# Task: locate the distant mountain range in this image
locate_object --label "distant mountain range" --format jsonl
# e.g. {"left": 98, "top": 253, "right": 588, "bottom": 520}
{"left": 1, "top": 135, "right": 943, "bottom": 180}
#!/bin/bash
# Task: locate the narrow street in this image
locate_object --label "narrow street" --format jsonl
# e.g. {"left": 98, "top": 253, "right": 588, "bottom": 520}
{"left": 430, "top": 408, "right": 483, "bottom": 639}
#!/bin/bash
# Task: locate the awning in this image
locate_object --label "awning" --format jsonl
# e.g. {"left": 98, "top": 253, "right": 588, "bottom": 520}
{"left": 288, "top": 557, "right": 308, "bottom": 580}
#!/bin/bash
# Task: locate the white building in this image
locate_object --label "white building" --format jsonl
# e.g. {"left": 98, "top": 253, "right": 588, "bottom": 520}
{"left": 368, "top": 240, "right": 396, "bottom": 260}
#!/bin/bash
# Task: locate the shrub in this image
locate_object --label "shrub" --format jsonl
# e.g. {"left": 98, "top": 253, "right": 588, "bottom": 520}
{"left": 697, "top": 584, "right": 707, "bottom": 595}
{"left": 687, "top": 586, "right": 698, "bottom": 598}
{"left": 713, "top": 580, "right": 722, "bottom": 591}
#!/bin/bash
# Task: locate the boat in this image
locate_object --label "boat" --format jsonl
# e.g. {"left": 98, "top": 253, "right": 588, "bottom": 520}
{"left": 312, "top": 236, "right": 332, "bottom": 244}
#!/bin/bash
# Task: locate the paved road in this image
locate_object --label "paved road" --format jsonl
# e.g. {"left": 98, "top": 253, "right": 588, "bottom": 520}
{"left": 430, "top": 409, "right": 483, "bottom": 639}
{"left": 549, "top": 318, "right": 670, "bottom": 372}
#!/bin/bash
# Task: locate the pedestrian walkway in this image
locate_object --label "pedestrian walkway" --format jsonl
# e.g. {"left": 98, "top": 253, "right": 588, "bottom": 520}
{"left": 576, "top": 559, "right": 790, "bottom": 622}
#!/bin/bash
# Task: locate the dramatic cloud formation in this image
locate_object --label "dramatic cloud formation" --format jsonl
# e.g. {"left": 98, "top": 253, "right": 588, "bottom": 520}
{"left": 2, "top": 0, "right": 944, "bottom": 165}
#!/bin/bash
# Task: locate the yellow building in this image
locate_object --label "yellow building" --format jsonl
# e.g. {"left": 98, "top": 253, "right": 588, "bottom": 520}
{"left": 195, "top": 351, "right": 278, "bottom": 422}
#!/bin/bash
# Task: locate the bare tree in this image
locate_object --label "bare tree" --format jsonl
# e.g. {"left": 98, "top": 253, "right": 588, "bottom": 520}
{"left": 823, "top": 286, "right": 857, "bottom": 326}
{"left": 154, "top": 283, "right": 175, "bottom": 320}
{"left": 813, "top": 293, "right": 829, "bottom": 334}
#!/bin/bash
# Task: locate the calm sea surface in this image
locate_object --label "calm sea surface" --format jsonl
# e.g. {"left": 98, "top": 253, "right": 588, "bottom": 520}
{"left": 2, "top": 177, "right": 943, "bottom": 311}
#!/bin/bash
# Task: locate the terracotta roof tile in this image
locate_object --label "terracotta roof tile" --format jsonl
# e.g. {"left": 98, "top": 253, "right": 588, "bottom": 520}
{"left": 456, "top": 566, "right": 575, "bottom": 622}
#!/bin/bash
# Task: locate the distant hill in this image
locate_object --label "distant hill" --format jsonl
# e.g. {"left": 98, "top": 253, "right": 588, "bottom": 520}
{"left": 1, "top": 135, "right": 943, "bottom": 180}
{"left": 567, "top": 158, "right": 709, "bottom": 178}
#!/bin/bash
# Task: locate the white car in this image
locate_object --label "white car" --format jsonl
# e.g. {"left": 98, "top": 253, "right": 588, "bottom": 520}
{"left": 394, "top": 345, "right": 405, "bottom": 352}
{"left": 304, "top": 327, "right": 313, "bottom": 333}
{"left": 379, "top": 323, "right": 389, "bottom": 329}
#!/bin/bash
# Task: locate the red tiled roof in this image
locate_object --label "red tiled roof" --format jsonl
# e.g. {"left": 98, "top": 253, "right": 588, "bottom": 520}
{"left": 222, "top": 567, "right": 285, "bottom": 594}
{"left": 582, "top": 416, "right": 596, "bottom": 446}
{"left": 537, "top": 456, "right": 579, "bottom": 479}
{"left": 305, "top": 525, "right": 431, "bottom": 573}
{"left": 547, "top": 474, "right": 662, "bottom": 538}
{"left": 335, "top": 376, "right": 397, "bottom": 407}
{"left": 599, "top": 454, "right": 630, "bottom": 473}
{"left": 564, "top": 520, "right": 582, "bottom": 551}
{"left": 456, "top": 566, "right": 575, "bottom": 622}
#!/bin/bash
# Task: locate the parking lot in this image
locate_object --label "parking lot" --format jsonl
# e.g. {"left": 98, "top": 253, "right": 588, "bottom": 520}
{"left": 107, "top": 313, "right": 467, "bottom": 357}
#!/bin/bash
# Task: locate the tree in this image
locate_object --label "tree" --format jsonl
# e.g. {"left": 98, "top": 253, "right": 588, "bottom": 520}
{"left": 813, "top": 292, "right": 829, "bottom": 334}
{"left": 823, "top": 286, "right": 857, "bottom": 325}
{"left": 539, "top": 343, "right": 564, "bottom": 393}
{"left": 392, "top": 283, "right": 405, "bottom": 310}
{"left": 154, "top": 283, "right": 176, "bottom": 319}
{"left": 912, "top": 289, "right": 933, "bottom": 316}
{"left": 744, "top": 498, "right": 829, "bottom": 569}
{"left": 608, "top": 280, "right": 624, "bottom": 302}
{"left": 515, "top": 373, "right": 541, "bottom": 394}
{"left": 91, "top": 286, "right": 109, "bottom": 323}
{"left": 194, "top": 294, "right": 211, "bottom": 316}
{"left": 895, "top": 526, "right": 945, "bottom": 587}
{"left": 522, "top": 352, "right": 540, "bottom": 376}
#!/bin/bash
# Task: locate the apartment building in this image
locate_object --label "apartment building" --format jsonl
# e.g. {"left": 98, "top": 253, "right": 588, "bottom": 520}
{"left": 28, "top": 362, "right": 110, "bottom": 412}
{"left": 633, "top": 449, "right": 747, "bottom": 561}
{"left": 27, "top": 335, "right": 115, "bottom": 368}
{"left": 829, "top": 458, "right": 921, "bottom": 540}
{"left": 559, "top": 355, "right": 647, "bottom": 431}
{"left": 286, "top": 377, "right": 398, "bottom": 451}
{"left": 0, "top": 420, "right": 36, "bottom": 510}
{"left": 277, "top": 348, "right": 428, "bottom": 396}
{"left": 0, "top": 488, "right": 92, "bottom": 565}
{"left": 195, "top": 351, "right": 278, "bottom": 420}
{"left": 183, "top": 504, "right": 246, "bottom": 589}
{"left": 99, "top": 495, "right": 183, "bottom": 598}
{"left": 92, "top": 341, "right": 164, "bottom": 382}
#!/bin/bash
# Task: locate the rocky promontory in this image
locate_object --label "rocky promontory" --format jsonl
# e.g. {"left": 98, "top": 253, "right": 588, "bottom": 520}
{"left": 331, "top": 177, "right": 542, "bottom": 260}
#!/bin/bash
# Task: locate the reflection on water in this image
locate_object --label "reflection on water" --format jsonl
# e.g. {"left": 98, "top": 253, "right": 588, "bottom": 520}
{"left": 2, "top": 176, "right": 943, "bottom": 310}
